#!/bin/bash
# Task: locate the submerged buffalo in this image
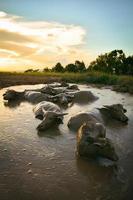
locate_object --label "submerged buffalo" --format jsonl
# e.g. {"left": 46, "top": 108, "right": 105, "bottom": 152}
{"left": 49, "top": 93, "right": 74, "bottom": 105}
{"left": 77, "top": 122, "right": 118, "bottom": 161}
{"left": 48, "top": 90, "right": 96, "bottom": 105}
{"left": 33, "top": 101, "right": 68, "bottom": 131}
{"left": 68, "top": 103, "right": 127, "bottom": 162}
{"left": 98, "top": 104, "right": 128, "bottom": 122}
{"left": 47, "top": 90, "right": 98, "bottom": 105}
{"left": 68, "top": 104, "right": 128, "bottom": 131}
{"left": 3, "top": 90, "right": 24, "bottom": 101}
{"left": 68, "top": 90, "right": 98, "bottom": 104}
{"left": 67, "top": 84, "right": 79, "bottom": 90}
{"left": 48, "top": 82, "right": 69, "bottom": 88}
{"left": 40, "top": 84, "right": 78, "bottom": 95}
{"left": 3, "top": 89, "right": 51, "bottom": 103}
{"left": 3, "top": 85, "right": 93, "bottom": 106}
{"left": 3, "top": 89, "right": 74, "bottom": 106}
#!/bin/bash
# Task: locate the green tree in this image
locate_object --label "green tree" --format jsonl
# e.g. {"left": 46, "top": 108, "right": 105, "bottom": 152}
{"left": 43, "top": 67, "right": 50, "bottom": 72}
{"left": 123, "top": 56, "right": 133, "bottom": 75}
{"left": 75, "top": 60, "right": 86, "bottom": 72}
{"left": 52, "top": 62, "right": 64, "bottom": 72}
{"left": 88, "top": 50, "right": 126, "bottom": 74}
{"left": 65, "top": 63, "right": 78, "bottom": 72}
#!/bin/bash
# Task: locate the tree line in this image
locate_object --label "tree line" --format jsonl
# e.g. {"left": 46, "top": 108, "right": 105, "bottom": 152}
{"left": 25, "top": 60, "right": 86, "bottom": 73}
{"left": 89, "top": 50, "right": 133, "bottom": 75}
{"left": 25, "top": 50, "right": 133, "bottom": 75}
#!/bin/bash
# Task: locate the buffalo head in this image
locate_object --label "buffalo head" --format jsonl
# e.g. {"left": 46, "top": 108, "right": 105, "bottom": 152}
{"left": 37, "top": 110, "right": 68, "bottom": 131}
{"left": 99, "top": 104, "right": 128, "bottom": 123}
{"left": 3, "top": 90, "right": 18, "bottom": 101}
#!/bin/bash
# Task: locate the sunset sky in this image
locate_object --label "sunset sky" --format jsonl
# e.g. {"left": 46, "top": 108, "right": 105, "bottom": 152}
{"left": 0, "top": 0, "right": 133, "bottom": 71}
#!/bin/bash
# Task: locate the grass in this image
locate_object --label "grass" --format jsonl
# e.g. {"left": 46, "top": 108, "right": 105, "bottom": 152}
{"left": 0, "top": 71, "right": 133, "bottom": 94}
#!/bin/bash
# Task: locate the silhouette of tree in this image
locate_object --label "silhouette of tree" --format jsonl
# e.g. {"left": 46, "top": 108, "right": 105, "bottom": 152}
{"left": 123, "top": 56, "right": 133, "bottom": 75}
{"left": 75, "top": 60, "right": 86, "bottom": 72}
{"left": 52, "top": 62, "right": 64, "bottom": 72}
{"left": 88, "top": 50, "right": 126, "bottom": 74}
{"left": 43, "top": 67, "right": 50, "bottom": 72}
{"left": 65, "top": 63, "right": 78, "bottom": 72}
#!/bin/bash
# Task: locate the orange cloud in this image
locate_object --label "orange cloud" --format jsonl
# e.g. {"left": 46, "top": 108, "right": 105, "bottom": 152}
{"left": 0, "top": 11, "right": 94, "bottom": 71}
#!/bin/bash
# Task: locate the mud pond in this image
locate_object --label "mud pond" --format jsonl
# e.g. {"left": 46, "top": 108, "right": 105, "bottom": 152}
{"left": 0, "top": 84, "right": 133, "bottom": 200}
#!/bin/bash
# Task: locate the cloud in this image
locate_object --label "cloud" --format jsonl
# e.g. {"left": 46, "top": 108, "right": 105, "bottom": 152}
{"left": 0, "top": 11, "right": 93, "bottom": 70}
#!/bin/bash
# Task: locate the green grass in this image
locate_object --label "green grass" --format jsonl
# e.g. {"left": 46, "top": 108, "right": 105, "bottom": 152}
{"left": 0, "top": 71, "right": 133, "bottom": 94}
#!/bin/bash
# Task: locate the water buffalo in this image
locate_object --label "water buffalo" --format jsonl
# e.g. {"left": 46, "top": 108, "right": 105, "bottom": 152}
{"left": 67, "top": 90, "right": 98, "bottom": 104}
{"left": 49, "top": 93, "right": 74, "bottom": 105}
{"left": 98, "top": 104, "right": 128, "bottom": 122}
{"left": 3, "top": 90, "right": 24, "bottom": 101}
{"left": 3, "top": 89, "right": 50, "bottom": 104}
{"left": 48, "top": 90, "right": 98, "bottom": 105}
{"left": 33, "top": 101, "right": 68, "bottom": 131}
{"left": 40, "top": 85, "right": 67, "bottom": 95}
{"left": 40, "top": 84, "right": 79, "bottom": 95}
{"left": 2, "top": 84, "right": 81, "bottom": 105}
{"left": 48, "top": 82, "right": 69, "bottom": 88}
{"left": 68, "top": 112, "right": 98, "bottom": 131}
{"left": 47, "top": 82, "right": 78, "bottom": 90}
{"left": 67, "top": 84, "right": 79, "bottom": 90}
{"left": 77, "top": 123, "right": 118, "bottom": 161}
{"left": 68, "top": 104, "right": 128, "bottom": 131}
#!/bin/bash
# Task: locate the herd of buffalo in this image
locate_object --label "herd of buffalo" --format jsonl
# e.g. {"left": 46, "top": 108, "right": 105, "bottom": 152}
{"left": 3, "top": 82, "right": 129, "bottom": 164}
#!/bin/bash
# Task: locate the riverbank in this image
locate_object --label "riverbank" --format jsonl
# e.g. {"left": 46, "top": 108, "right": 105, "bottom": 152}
{"left": 0, "top": 72, "right": 62, "bottom": 89}
{"left": 0, "top": 71, "right": 133, "bottom": 94}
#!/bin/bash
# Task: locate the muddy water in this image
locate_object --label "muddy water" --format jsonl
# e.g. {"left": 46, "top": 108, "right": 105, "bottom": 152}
{"left": 0, "top": 84, "right": 133, "bottom": 200}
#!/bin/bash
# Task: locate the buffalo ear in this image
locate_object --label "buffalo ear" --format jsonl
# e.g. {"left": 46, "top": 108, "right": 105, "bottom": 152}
{"left": 97, "top": 108, "right": 107, "bottom": 112}
{"left": 98, "top": 105, "right": 111, "bottom": 112}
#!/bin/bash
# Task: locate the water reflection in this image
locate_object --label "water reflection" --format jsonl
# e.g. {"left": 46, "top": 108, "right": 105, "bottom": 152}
{"left": 76, "top": 157, "right": 116, "bottom": 179}
{"left": 37, "top": 127, "right": 61, "bottom": 138}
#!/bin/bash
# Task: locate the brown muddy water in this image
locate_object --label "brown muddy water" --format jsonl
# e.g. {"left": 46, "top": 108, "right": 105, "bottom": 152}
{"left": 0, "top": 84, "right": 133, "bottom": 200}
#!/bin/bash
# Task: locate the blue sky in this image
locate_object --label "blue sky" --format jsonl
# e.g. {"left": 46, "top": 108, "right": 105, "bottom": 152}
{"left": 0, "top": 0, "right": 132, "bottom": 70}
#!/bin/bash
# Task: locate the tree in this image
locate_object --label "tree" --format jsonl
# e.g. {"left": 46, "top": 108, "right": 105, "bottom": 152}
{"left": 75, "top": 60, "right": 86, "bottom": 72}
{"left": 123, "top": 56, "right": 133, "bottom": 75}
{"left": 88, "top": 50, "right": 126, "bottom": 74}
{"left": 65, "top": 63, "right": 78, "bottom": 72}
{"left": 52, "top": 62, "right": 64, "bottom": 72}
{"left": 108, "top": 50, "right": 125, "bottom": 74}
{"left": 43, "top": 67, "right": 50, "bottom": 72}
